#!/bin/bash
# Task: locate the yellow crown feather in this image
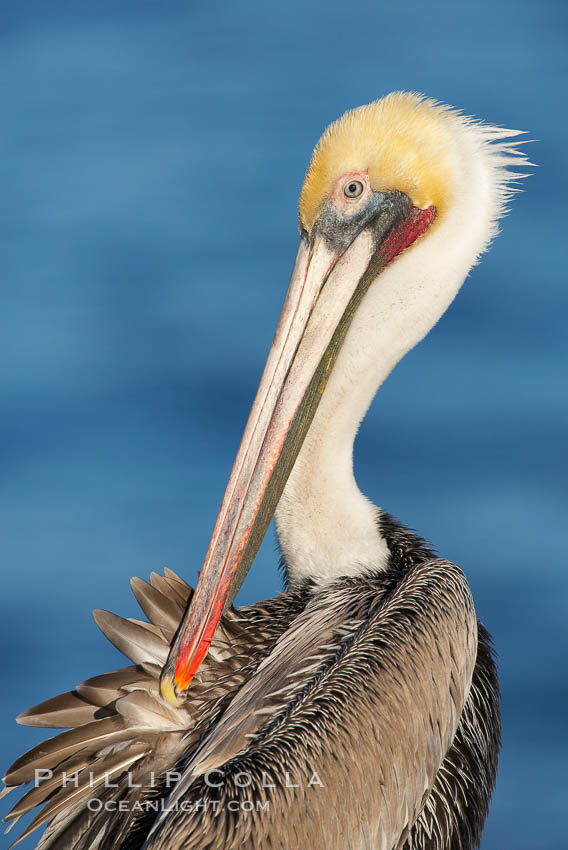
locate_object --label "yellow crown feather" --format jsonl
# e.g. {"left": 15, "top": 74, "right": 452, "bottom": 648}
{"left": 299, "top": 92, "right": 457, "bottom": 233}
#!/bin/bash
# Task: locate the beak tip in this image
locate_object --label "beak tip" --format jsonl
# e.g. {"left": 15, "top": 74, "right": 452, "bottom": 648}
{"left": 159, "top": 670, "right": 187, "bottom": 708}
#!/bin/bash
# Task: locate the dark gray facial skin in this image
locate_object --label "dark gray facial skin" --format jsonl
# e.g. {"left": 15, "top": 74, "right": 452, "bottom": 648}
{"left": 312, "top": 189, "right": 411, "bottom": 253}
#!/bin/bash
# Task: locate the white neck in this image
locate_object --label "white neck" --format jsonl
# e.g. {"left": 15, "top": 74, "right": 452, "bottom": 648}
{"left": 275, "top": 118, "right": 524, "bottom": 587}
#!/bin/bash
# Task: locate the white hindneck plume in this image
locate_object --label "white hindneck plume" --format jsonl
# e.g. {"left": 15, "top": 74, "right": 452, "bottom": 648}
{"left": 276, "top": 95, "right": 529, "bottom": 587}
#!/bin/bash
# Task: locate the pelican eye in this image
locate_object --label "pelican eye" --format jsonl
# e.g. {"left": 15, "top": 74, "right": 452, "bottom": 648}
{"left": 344, "top": 180, "right": 364, "bottom": 199}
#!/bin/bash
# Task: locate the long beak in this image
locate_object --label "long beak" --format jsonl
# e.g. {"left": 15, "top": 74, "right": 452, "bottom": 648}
{"left": 160, "top": 192, "right": 434, "bottom": 706}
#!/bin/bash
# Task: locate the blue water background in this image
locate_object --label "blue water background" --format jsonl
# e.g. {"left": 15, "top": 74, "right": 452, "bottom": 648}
{"left": 1, "top": 2, "right": 566, "bottom": 847}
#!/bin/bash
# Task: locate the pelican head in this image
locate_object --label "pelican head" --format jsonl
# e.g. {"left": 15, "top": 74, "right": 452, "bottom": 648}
{"left": 160, "top": 92, "right": 528, "bottom": 706}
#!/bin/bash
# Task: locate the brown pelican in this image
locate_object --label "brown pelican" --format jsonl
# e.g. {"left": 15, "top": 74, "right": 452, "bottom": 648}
{"left": 2, "top": 92, "right": 529, "bottom": 849}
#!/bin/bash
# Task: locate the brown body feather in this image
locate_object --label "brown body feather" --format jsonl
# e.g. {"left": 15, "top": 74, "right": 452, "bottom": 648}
{"left": 2, "top": 516, "right": 499, "bottom": 850}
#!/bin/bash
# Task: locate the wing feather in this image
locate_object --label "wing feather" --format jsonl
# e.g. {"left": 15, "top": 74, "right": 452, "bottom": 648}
{"left": 93, "top": 611, "right": 169, "bottom": 667}
{"left": 2, "top": 570, "right": 291, "bottom": 849}
{"left": 147, "top": 560, "right": 478, "bottom": 850}
{"left": 16, "top": 692, "right": 102, "bottom": 730}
